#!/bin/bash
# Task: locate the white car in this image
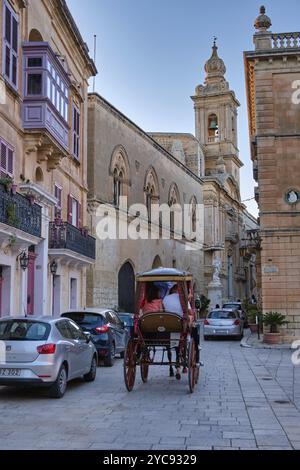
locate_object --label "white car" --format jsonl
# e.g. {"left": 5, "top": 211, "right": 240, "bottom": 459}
{"left": 204, "top": 309, "right": 244, "bottom": 340}
{"left": 0, "top": 316, "right": 98, "bottom": 398}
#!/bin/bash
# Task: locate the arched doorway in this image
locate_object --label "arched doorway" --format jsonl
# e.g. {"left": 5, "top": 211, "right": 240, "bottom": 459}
{"left": 152, "top": 255, "right": 162, "bottom": 269}
{"left": 118, "top": 262, "right": 135, "bottom": 312}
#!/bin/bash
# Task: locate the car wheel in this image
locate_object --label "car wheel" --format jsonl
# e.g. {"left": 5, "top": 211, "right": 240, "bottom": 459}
{"left": 104, "top": 342, "right": 115, "bottom": 367}
{"left": 120, "top": 350, "right": 125, "bottom": 359}
{"left": 84, "top": 356, "right": 97, "bottom": 382}
{"left": 49, "top": 365, "right": 67, "bottom": 399}
{"left": 203, "top": 335, "right": 209, "bottom": 341}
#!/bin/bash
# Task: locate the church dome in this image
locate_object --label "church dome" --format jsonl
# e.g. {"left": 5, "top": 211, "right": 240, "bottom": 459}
{"left": 254, "top": 6, "right": 272, "bottom": 31}
{"left": 204, "top": 40, "right": 226, "bottom": 83}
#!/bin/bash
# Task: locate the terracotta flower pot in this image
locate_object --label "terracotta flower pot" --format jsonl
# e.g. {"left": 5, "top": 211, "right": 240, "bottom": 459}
{"left": 263, "top": 332, "right": 281, "bottom": 345}
{"left": 249, "top": 323, "right": 258, "bottom": 334}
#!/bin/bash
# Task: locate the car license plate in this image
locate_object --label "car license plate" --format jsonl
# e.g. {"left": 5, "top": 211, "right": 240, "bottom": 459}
{"left": 0, "top": 369, "right": 21, "bottom": 377}
{"left": 215, "top": 330, "right": 228, "bottom": 335}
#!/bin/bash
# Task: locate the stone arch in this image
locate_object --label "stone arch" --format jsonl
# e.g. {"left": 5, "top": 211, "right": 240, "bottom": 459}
{"left": 110, "top": 145, "right": 131, "bottom": 204}
{"left": 208, "top": 113, "right": 219, "bottom": 141}
{"left": 168, "top": 183, "right": 181, "bottom": 234}
{"left": 168, "top": 182, "right": 180, "bottom": 206}
{"left": 118, "top": 261, "right": 135, "bottom": 313}
{"left": 225, "top": 175, "right": 241, "bottom": 202}
{"left": 144, "top": 166, "right": 159, "bottom": 198}
{"left": 189, "top": 196, "right": 198, "bottom": 234}
{"left": 152, "top": 255, "right": 162, "bottom": 269}
{"left": 144, "top": 166, "right": 160, "bottom": 219}
{"left": 29, "top": 29, "right": 43, "bottom": 42}
{"left": 35, "top": 166, "right": 43, "bottom": 183}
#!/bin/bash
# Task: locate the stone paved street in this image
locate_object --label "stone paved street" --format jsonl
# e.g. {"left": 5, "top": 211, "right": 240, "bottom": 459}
{"left": 0, "top": 333, "right": 299, "bottom": 450}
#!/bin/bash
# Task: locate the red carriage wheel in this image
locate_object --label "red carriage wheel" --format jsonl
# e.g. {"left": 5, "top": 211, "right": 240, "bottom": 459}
{"left": 124, "top": 338, "right": 137, "bottom": 391}
{"left": 140, "top": 350, "right": 149, "bottom": 383}
{"left": 188, "top": 338, "right": 198, "bottom": 393}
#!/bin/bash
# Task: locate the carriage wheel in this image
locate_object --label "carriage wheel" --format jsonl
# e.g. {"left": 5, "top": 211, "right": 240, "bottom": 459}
{"left": 124, "top": 338, "right": 137, "bottom": 391}
{"left": 140, "top": 352, "right": 149, "bottom": 383}
{"left": 188, "top": 338, "right": 198, "bottom": 393}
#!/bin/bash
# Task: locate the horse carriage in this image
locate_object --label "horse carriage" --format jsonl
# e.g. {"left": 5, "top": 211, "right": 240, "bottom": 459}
{"left": 123, "top": 267, "right": 201, "bottom": 393}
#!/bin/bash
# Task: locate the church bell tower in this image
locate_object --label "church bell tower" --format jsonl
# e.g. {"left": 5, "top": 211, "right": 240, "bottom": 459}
{"left": 192, "top": 40, "right": 243, "bottom": 182}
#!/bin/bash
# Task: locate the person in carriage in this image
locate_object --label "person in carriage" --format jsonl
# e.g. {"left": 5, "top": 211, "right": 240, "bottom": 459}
{"left": 123, "top": 268, "right": 201, "bottom": 393}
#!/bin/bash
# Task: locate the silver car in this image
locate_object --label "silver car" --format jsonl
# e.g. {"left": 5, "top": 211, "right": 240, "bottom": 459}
{"left": 203, "top": 309, "right": 244, "bottom": 340}
{"left": 0, "top": 316, "right": 98, "bottom": 398}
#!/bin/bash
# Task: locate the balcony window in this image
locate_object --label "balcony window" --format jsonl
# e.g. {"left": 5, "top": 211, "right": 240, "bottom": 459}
{"left": 2, "top": 1, "right": 19, "bottom": 89}
{"left": 22, "top": 42, "right": 71, "bottom": 150}
{"left": 28, "top": 57, "right": 43, "bottom": 68}
{"left": 27, "top": 74, "right": 43, "bottom": 95}
{"left": 23, "top": 45, "right": 69, "bottom": 123}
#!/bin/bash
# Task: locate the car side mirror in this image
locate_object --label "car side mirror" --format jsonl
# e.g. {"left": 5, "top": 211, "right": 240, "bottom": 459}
{"left": 84, "top": 332, "right": 91, "bottom": 343}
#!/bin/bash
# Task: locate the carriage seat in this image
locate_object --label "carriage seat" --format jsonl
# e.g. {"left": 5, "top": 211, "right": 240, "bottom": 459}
{"left": 139, "top": 311, "right": 183, "bottom": 334}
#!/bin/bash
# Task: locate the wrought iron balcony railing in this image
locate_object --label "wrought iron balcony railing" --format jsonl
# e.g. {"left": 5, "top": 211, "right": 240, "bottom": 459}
{"left": 0, "top": 184, "right": 42, "bottom": 237}
{"left": 49, "top": 221, "right": 96, "bottom": 260}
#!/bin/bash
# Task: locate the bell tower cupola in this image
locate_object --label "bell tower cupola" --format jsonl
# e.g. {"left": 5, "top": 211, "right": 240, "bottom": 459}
{"left": 192, "top": 39, "right": 243, "bottom": 181}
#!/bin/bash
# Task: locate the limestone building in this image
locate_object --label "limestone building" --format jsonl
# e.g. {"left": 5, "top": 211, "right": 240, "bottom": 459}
{"left": 87, "top": 94, "right": 205, "bottom": 312}
{"left": 0, "top": 0, "right": 96, "bottom": 317}
{"left": 244, "top": 7, "right": 300, "bottom": 340}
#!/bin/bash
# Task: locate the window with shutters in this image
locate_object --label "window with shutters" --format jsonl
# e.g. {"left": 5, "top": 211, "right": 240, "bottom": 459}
{"left": 3, "top": 1, "right": 19, "bottom": 89}
{"left": 72, "top": 104, "right": 80, "bottom": 160}
{"left": 54, "top": 184, "right": 62, "bottom": 219}
{"left": 0, "top": 138, "right": 14, "bottom": 178}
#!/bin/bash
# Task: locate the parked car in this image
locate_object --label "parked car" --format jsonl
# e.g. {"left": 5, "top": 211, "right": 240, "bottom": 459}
{"left": 117, "top": 312, "right": 134, "bottom": 338}
{"left": 61, "top": 308, "right": 127, "bottom": 366}
{"left": 204, "top": 309, "right": 244, "bottom": 340}
{"left": 222, "top": 301, "right": 248, "bottom": 327}
{"left": 0, "top": 317, "right": 98, "bottom": 398}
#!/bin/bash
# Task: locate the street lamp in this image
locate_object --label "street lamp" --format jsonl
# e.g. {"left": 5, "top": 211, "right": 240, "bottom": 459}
{"left": 17, "top": 251, "right": 29, "bottom": 271}
{"left": 49, "top": 259, "right": 58, "bottom": 276}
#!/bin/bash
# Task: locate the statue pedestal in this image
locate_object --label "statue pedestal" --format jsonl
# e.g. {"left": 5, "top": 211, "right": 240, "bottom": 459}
{"left": 208, "top": 281, "right": 223, "bottom": 310}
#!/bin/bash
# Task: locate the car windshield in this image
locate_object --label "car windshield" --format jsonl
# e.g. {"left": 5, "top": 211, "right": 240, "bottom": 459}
{"left": 61, "top": 312, "right": 105, "bottom": 325}
{"left": 223, "top": 303, "right": 241, "bottom": 310}
{"left": 209, "top": 311, "right": 237, "bottom": 319}
{"left": 0, "top": 321, "right": 50, "bottom": 341}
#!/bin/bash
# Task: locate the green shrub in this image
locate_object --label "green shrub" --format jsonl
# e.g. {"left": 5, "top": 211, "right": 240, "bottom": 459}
{"left": 263, "top": 312, "right": 288, "bottom": 334}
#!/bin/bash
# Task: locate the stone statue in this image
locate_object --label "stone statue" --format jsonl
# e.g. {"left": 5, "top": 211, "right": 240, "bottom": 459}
{"left": 212, "top": 257, "right": 222, "bottom": 283}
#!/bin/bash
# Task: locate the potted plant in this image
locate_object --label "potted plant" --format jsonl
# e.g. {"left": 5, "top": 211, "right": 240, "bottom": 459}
{"left": 11, "top": 183, "right": 18, "bottom": 195}
{"left": 263, "top": 312, "right": 288, "bottom": 344}
{"left": 199, "top": 294, "right": 210, "bottom": 318}
{"left": 6, "top": 203, "right": 20, "bottom": 227}
{"left": 242, "top": 300, "right": 261, "bottom": 333}
{"left": 0, "top": 175, "right": 14, "bottom": 193}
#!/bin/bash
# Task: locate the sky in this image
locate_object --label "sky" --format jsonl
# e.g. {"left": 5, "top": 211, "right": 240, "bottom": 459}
{"left": 66, "top": 0, "right": 300, "bottom": 217}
